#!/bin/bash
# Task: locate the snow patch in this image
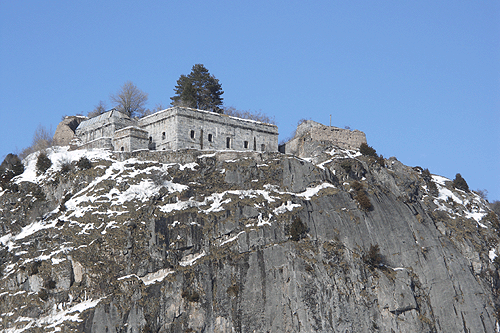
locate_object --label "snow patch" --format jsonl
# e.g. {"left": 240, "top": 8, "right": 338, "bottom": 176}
{"left": 140, "top": 268, "right": 174, "bottom": 285}
{"left": 179, "top": 250, "right": 206, "bottom": 267}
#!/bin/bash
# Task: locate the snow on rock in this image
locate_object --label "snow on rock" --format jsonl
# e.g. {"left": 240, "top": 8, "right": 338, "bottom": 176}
{"left": 489, "top": 248, "right": 497, "bottom": 262}
{"left": 274, "top": 201, "right": 302, "bottom": 214}
{"left": 179, "top": 250, "right": 206, "bottom": 267}
{"left": 140, "top": 268, "right": 175, "bottom": 286}
{"left": 296, "top": 183, "right": 335, "bottom": 200}
{"left": 432, "top": 175, "right": 489, "bottom": 227}
{"left": 5, "top": 297, "right": 102, "bottom": 333}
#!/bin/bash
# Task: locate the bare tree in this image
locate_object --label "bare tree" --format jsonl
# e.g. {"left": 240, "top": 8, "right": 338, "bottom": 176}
{"left": 87, "top": 100, "right": 107, "bottom": 118}
{"left": 222, "top": 106, "right": 276, "bottom": 125}
{"left": 19, "top": 124, "right": 53, "bottom": 159}
{"left": 110, "top": 81, "right": 148, "bottom": 118}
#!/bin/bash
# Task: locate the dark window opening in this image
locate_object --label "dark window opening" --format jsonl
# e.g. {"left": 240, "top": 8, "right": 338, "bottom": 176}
{"left": 261, "top": 144, "right": 266, "bottom": 151}
{"left": 226, "top": 137, "right": 231, "bottom": 149}
{"left": 190, "top": 130, "right": 195, "bottom": 139}
{"left": 208, "top": 134, "right": 213, "bottom": 142}
{"left": 162, "top": 132, "right": 166, "bottom": 140}
{"left": 120, "top": 147, "right": 124, "bottom": 151}
{"left": 244, "top": 141, "right": 249, "bottom": 149}
{"left": 149, "top": 136, "right": 152, "bottom": 143}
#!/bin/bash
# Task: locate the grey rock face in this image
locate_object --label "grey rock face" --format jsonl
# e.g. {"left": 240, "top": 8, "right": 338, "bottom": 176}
{"left": 0, "top": 147, "right": 498, "bottom": 332}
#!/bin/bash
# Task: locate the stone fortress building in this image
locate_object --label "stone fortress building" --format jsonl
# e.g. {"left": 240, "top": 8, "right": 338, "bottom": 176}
{"left": 53, "top": 107, "right": 368, "bottom": 155}
{"left": 63, "top": 106, "right": 279, "bottom": 153}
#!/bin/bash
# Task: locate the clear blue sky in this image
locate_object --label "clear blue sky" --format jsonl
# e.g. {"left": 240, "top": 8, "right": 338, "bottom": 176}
{"left": 1, "top": 1, "right": 499, "bottom": 200}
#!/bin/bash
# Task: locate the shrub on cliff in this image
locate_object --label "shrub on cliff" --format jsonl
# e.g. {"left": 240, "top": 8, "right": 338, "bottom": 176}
{"left": 359, "top": 143, "right": 377, "bottom": 157}
{"left": 76, "top": 156, "right": 92, "bottom": 170}
{"left": 36, "top": 152, "right": 52, "bottom": 174}
{"left": 0, "top": 153, "right": 24, "bottom": 186}
{"left": 363, "top": 244, "right": 383, "bottom": 268}
{"left": 453, "top": 173, "right": 469, "bottom": 192}
{"left": 290, "top": 217, "right": 308, "bottom": 241}
{"left": 352, "top": 181, "right": 373, "bottom": 211}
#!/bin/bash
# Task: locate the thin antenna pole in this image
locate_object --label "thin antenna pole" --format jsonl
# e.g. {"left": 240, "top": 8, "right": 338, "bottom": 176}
{"left": 330, "top": 114, "right": 331, "bottom": 127}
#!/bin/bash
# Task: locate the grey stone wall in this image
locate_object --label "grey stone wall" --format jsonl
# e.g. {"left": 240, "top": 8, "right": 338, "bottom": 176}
{"left": 75, "top": 110, "right": 135, "bottom": 148}
{"left": 113, "top": 126, "right": 149, "bottom": 152}
{"left": 140, "top": 107, "right": 279, "bottom": 152}
{"left": 139, "top": 108, "right": 179, "bottom": 151}
{"left": 284, "top": 120, "right": 367, "bottom": 156}
{"left": 78, "top": 137, "right": 114, "bottom": 150}
{"left": 73, "top": 107, "right": 278, "bottom": 153}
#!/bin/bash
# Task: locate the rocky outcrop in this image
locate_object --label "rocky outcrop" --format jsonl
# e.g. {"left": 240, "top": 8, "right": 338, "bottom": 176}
{"left": 52, "top": 116, "right": 87, "bottom": 147}
{"left": 0, "top": 146, "right": 498, "bottom": 332}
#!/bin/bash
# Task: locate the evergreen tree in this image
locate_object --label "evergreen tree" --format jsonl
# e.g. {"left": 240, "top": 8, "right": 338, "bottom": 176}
{"left": 171, "top": 64, "right": 224, "bottom": 113}
{"left": 453, "top": 173, "right": 469, "bottom": 192}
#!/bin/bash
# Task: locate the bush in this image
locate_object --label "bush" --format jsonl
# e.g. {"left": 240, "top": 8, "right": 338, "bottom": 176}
{"left": 38, "top": 288, "right": 49, "bottom": 301}
{"left": 340, "top": 160, "right": 352, "bottom": 173}
{"left": 427, "top": 181, "right": 439, "bottom": 197}
{"left": 363, "top": 244, "right": 383, "bottom": 268}
{"left": 0, "top": 153, "right": 24, "bottom": 186}
{"left": 355, "top": 191, "right": 372, "bottom": 211}
{"left": 181, "top": 290, "right": 200, "bottom": 303}
{"left": 76, "top": 156, "right": 92, "bottom": 170}
{"left": 351, "top": 181, "right": 363, "bottom": 192}
{"left": 452, "top": 173, "right": 469, "bottom": 192}
{"left": 226, "top": 283, "right": 240, "bottom": 297}
{"left": 290, "top": 217, "right": 308, "bottom": 241}
{"left": 422, "top": 168, "right": 431, "bottom": 182}
{"left": 376, "top": 155, "right": 385, "bottom": 167}
{"left": 36, "top": 152, "right": 52, "bottom": 174}
{"left": 59, "top": 158, "right": 73, "bottom": 174}
{"left": 352, "top": 181, "right": 372, "bottom": 211}
{"left": 359, "top": 143, "right": 377, "bottom": 157}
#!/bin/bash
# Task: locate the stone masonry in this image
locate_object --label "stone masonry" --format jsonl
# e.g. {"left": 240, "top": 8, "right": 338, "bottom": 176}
{"left": 282, "top": 120, "right": 367, "bottom": 157}
{"left": 140, "top": 107, "right": 278, "bottom": 152}
{"left": 72, "top": 107, "right": 279, "bottom": 153}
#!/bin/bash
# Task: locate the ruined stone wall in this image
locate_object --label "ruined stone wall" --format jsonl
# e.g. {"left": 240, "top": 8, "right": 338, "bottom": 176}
{"left": 52, "top": 116, "right": 87, "bottom": 146}
{"left": 284, "top": 120, "right": 366, "bottom": 156}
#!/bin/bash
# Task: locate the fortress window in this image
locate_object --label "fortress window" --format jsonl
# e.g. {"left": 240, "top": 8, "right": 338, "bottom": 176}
{"left": 190, "top": 130, "right": 195, "bottom": 139}
{"left": 121, "top": 147, "right": 124, "bottom": 151}
{"left": 226, "top": 137, "right": 231, "bottom": 149}
{"left": 149, "top": 136, "right": 152, "bottom": 143}
{"left": 162, "top": 132, "right": 166, "bottom": 140}
{"left": 244, "top": 141, "right": 249, "bottom": 149}
{"left": 261, "top": 144, "right": 266, "bottom": 151}
{"left": 208, "top": 134, "right": 213, "bottom": 142}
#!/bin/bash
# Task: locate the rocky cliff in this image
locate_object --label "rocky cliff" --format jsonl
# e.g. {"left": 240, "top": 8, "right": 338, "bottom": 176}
{"left": 0, "top": 145, "right": 498, "bottom": 332}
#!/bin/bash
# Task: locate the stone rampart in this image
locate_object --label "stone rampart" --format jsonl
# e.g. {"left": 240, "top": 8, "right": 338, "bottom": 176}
{"left": 284, "top": 120, "right": 367, "bottom": 157}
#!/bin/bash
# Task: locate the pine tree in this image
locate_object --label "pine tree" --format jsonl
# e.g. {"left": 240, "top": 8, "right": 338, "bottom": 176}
{"left": 171, "top": 64, "right": 224, "bottom": 113}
